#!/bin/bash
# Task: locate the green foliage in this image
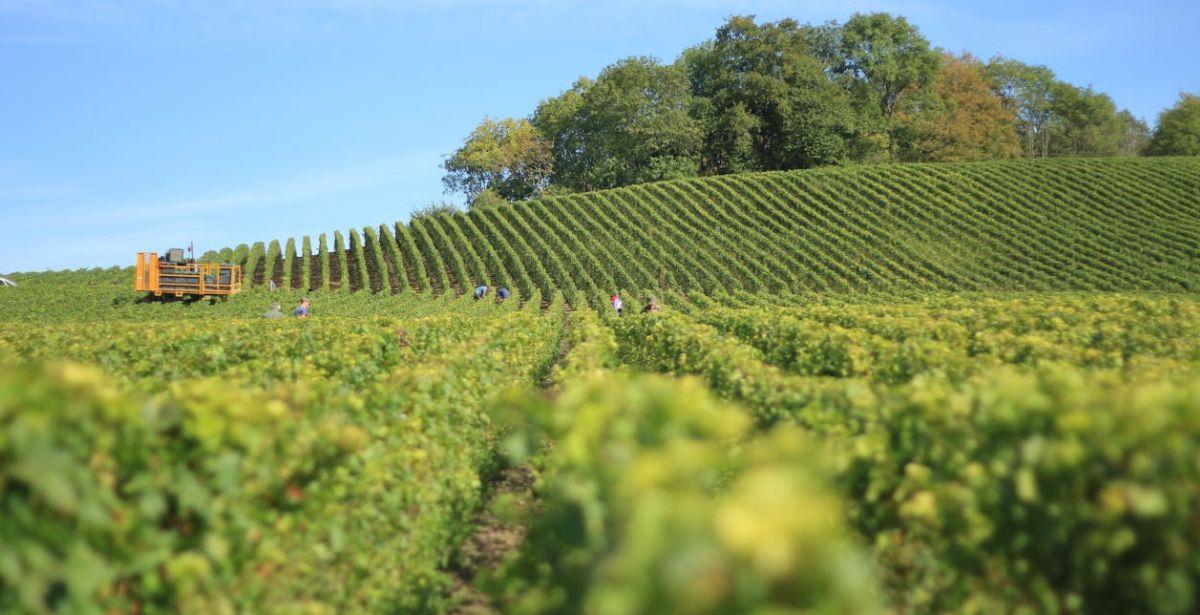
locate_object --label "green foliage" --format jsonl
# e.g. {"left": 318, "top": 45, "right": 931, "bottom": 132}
{"left": 684, "top": 15, "right": 858, "bottom": 172}
{"left": 315, "top": 234, "right": 329, "bottom": 291}
{"left": 347, "top": 228, "right": 370, "bottom": 293}
{"left": 986, "top": 57, "right": 1151, "bottom": 159}
{"left": 435, "top": 12, "right": 1162, "bottom": 190}
{"left": 360, "top": 226, "right": 386, "bottom": 294}
{"left": 0, "top": 361, "right": 364, "bottom": 613}
{"left": 1046, "top": 82, "right": 1129, "bottom": 157}
{"left": 282, "top": 237, "right": 297, "bottom": 290}
{"left": 836, "top": 367, "right": 1200, "bottom": 614}
{"left": 839, "top": 13, "right": 940, "bottom": 120}
{"left": 695, "top": 295, "right": 1200, "bottom": 383}
{"left": 300, "top": 236, "right": 313, "bottom": 292}
{"left": 533, "top": 56, "right": 701, "bottom": 192}
{"left": 245, "top": 242, "right": 265, "bottom": 286}
{"left": 1, "top": 128, "right": 1198, "bottom": 615}
{"left": 986, "top": 57, "right": 1057, "bottom": 157}
{"left": 411, "top": 201, "right": 461, "bottom": 221}
{"left": 1147, "top": 93, "right": 1200, "bottom": 156}
{"left": 443, "top": 117, "right": 553, "bottom": 201}
{"left": 468, "top": 188, "right": 506, "bottom": 210}
{"left": 331, "top": 231, "right": 348, "bottom": 292}
{"left": 265, "top": 240, "right": 282, "bottom": 287}
{"left": 0, "top": 298, "right": 563, "bottom": 613}
{"left": 488, "top": 375, "right": 880, "bottom": 614}
{"left": 231, "top": 244, "right": 250, "bottom": 268}
{"left": 606, "top": 294, "right": 1200, "bottom": 613}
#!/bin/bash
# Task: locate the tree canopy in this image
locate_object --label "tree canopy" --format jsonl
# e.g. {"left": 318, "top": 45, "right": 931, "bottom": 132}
{"left": 984, "top": 57, "right": 1149, "bottom": 159}
{"left": 442, "top": 12, "right": 1165, "bottom": 201}
{"left": 684, "top": 16, "right": 858, "bottom": 173}
{"left": 533, "top": 57, "right": 701, "bottom": 192}
{"left": 838, "top": 13, "right": 941, "bottom": 120}
{"left": 442, "top": 117, "right": 552, "bottom": 202}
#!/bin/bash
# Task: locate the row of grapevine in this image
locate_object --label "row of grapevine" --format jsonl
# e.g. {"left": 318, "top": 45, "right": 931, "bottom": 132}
{"left": 360, "top": 226, "right": 386, "bottom": 294}
{"left": 394, "top": 222, "right": 430, "bottom": 293}
{"left": 694, "top": 295, "right": 1200, "bottom": 383}
{"left": 345, "top": 229, "right": 367, "bottom": 292}
{"left": 410, "top": 219, "right": 452, "bottom": 296}
{"left": 610, "top": 311, "right": 825, "bottom": 426}
{"left": 374, "top": 225, "right": 403, "bottom": 294}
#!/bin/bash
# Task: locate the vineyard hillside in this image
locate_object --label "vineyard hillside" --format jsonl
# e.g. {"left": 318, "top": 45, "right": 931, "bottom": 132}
{"left": 202, "top": 157, "right": 1200, "bottom": 304}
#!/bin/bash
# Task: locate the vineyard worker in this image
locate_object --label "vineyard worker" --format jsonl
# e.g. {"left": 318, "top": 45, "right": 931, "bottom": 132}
{"left": 611, "top": 294, "right": 624, "bottom": 317}
{"left": 497, "top": 287, "right": 511, "bottom": 301}
{"left": 263, "top": 302, "right": 285, "bottom": 319}
{"left": 642, "top": 297, "right": 662, "bottom": 314}
{"left": 474, "top": 285, "right": 489, "bottom": 300}
{"left": 293, "top": 298, "right": 310, "bottom": 318}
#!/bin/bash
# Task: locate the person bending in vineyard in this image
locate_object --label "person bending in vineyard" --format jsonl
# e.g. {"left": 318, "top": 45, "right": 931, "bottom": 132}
{"left": 642, "top": 297, "right": 662, "bottom": 314}
{"left": 611, "top": 294, "right": 624, "bottom": 317}
{"left": 474, "top": 285, "right": 489, "bottom": 300}
{"left": 293, "top": 298, "right": 310, "bottom": 318}
{"left": 263, "top": 302, "right": 285, "bottom": 319}
{"left": 497, "top": 287, "right": 511, "bottom": 301}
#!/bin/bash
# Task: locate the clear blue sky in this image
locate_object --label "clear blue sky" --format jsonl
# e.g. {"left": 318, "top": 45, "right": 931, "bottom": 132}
{"left": 2, "top": 0, "right": 1197, "bottom": 272}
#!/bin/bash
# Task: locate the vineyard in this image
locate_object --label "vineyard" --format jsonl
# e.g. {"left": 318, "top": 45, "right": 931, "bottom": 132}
{"left": 175, "top": 157, "right": 1200, "bottom": 304}
{"left": 2, "top": 157, "right": 1200, "bottom": 614}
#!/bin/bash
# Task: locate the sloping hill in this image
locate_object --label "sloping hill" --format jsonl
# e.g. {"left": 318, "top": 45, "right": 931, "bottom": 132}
{"left": 211, "top": 157, "right": 1200, "bottom": 301}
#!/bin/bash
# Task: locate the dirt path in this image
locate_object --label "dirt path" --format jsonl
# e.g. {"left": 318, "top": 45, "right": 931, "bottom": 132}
{"left": 446, "top": 465, "right": 538, "bottom": 614}
{"left": 539, "top": 332, "right": 571, "bottom": 393}
{"left": 447, "top": 315, "right": 572, "bottom": 613}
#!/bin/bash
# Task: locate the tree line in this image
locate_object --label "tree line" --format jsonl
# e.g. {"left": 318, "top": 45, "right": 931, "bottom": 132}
{"left": 443, "top": 13, "right": 1200, "bottom": 205}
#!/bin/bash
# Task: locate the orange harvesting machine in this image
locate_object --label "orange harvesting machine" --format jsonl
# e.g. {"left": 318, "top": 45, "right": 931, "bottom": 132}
{"left": 135, "top": 248, "right": 243, "bottom": 298}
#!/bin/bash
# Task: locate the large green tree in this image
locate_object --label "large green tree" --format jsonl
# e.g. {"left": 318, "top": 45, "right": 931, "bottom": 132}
{"left": 838, "top": 14, "right": 939, "bottom": 116}
{"left": 442, "top": 117, "right": 552, "bottom": 201}
{"left": 1146, "top": 93, "right": 1200, "bottom": 156}
{"left": 1045, "top": 83, "right": 1127, "bottom": 157}
{"left": 532, "top": 57, "right": 701, "bottom": 192}
{"left": 684, "top": 16, "right": 858, "bottom": 173}
{"left": 837, "top": 13, "right": 940, "bottom": 156}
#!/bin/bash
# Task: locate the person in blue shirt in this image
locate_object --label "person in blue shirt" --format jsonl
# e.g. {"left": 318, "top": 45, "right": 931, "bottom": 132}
{"left": 497, "top": 287, "right": 511, "bottom": 301}
{"left": 293, "top": 297, "right": 310, "bottom": 318}
{"left": 474, "top": 285, "right": 489, "bottom": 300}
